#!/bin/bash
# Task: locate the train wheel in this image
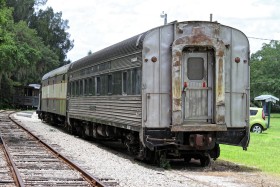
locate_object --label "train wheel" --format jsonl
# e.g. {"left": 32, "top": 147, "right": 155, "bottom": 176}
{"left": 124, "top": 133, "right": 139, "bottom": 155}
{"left": 67, "top": 123, "right": 77, "bottom": 135}
{"left": 184, "top": 156, "right": 192, "bottom": 163}
{"left": 143, "top": 148, "right": 159, "bottom": 165}
{"left": 200, "top": 154, "right": 211, "bottom": 167}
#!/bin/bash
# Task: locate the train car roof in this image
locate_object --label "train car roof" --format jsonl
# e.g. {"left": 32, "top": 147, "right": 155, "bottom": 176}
{"left": 68, "top": 29, "right": 151, "bottom": 72}
{"left": 68, "top": 20, "right": 248, "bottom": 73}
{"left": 42, "top": 64, "right": 71, "bottom": 81}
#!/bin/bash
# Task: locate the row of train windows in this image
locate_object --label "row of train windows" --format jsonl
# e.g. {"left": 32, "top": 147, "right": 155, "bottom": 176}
{"left": 69, "top": 72, "right": 131, "bottom": 96}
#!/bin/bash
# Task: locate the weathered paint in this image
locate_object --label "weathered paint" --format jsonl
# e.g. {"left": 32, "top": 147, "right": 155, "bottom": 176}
{"left": 41, "top": 64, "right": 70, "bottom": 116}
{"left": 171, "top": 22, "right": 246, "bottom": 130}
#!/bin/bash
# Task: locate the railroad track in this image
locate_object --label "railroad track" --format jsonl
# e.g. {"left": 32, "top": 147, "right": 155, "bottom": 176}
{"left": 0, "top": 111, "right": 109, "bottom": 187}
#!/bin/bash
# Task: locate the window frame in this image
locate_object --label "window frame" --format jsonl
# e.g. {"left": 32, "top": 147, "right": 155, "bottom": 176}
{"left": 122, "top": 71, "right": 128, "bottom": 95}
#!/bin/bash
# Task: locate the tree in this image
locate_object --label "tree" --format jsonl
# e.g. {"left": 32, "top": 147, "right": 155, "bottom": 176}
{"left": 11, "top": 21, "right": 59, "bottom": 85}
{"left": 29, "top": 7, "right": 74, "bottom": 64}
{"left": 0, "top": 1, "right": 60, "bottom": 107}
{"left": 6, "top": 0, "right": 73, "bottom": 65}
{"left": 0, "top": 0, "right": 17, "bottom": 88}
{"left": 250, "top": 41, "right": 280, "bottom": 100}
{"left": 6, "top": 0, "right": 47, "bottom": 22}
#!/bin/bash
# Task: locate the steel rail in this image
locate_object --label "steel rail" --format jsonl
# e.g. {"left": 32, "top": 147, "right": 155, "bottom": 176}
{"left": 0, "top": 125, "right": 25, "bottom": 187}
{"left": 8, "top": 112, "right": 107, "bottom": 187}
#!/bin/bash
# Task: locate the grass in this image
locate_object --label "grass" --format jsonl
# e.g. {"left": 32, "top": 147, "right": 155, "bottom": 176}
{"left": 219, "top": 113, "right": 280, "bottom": 175}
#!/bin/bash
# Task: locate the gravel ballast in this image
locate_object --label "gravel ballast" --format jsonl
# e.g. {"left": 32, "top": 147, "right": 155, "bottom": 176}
{"left": 12, "top": 111, "right": 280, "bottom": 187}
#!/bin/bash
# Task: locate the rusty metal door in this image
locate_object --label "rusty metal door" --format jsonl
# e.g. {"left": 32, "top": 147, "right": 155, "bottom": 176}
{"left": 182, "top": 52, "right": 213, "bottom": 123}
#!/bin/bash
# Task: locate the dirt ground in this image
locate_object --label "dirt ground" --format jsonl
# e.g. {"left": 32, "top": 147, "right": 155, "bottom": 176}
{"left": 176, "top": 159, "right": 280, "bottom": 187}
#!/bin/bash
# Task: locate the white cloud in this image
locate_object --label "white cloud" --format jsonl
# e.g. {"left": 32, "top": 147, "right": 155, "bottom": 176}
{"left": 45, "top": 0, "right": 280, "bottom": 61}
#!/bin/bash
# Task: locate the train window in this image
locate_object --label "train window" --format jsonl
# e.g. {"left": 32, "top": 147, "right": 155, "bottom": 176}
{"left": 187, "top": 57, "right": 204, "bottom": 80}
{"left": 122, "top": 72, "right": 128, "bottom": 94}
{"left": 89, "top": 77, "right": 93, "bottom": 95}
{"left": 80, "top": 80, "right": 83, "bottom": 95}
{"left": 132, "top": 69, "right": 137, "bottom": 95}
{"left": 73, "top": 81, "right": 76, "bottom": 96}
{"left": 85, "top": 79, "right": 89, "bottom": 95}
{"left": 136, "top": 69, "right": 141, "bottom": 95}
{"left": 96, "top": 77, "right": 101, "bottom": 95}
{"left": 75, "top": 81, "right": 79, "bottom": 96}
{"left": 108, "top": 74, "right": 112, "bottom": 94}
{"left": 53, "top": 80, "right": 55, "bottom": 96}
{"left": 70, "top": 82, "right": 73, "bottom": 96}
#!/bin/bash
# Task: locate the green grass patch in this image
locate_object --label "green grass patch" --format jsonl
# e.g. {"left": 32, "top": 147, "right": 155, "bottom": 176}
{"left": 220, "top": 113, "right": 280, "bottom": 175}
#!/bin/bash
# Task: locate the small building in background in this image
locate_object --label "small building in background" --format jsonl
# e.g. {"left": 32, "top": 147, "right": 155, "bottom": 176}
{"left": 13, "top": 84, "right": 40, "bottom": 109}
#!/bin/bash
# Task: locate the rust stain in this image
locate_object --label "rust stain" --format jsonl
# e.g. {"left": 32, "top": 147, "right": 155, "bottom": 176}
{"left": 217, "top": 58, "right": 223, "bottom": 97}
{"left": 217, "top": 50, "right": 224, "bottom": 57}
{"left": 217, "top": 115, "right": 225, "bottom": 124}
{"left": 176, "top": 51, "right": 182, "bottom": 57}
{"left": 173, "top": 78, "right": 181, "bottom": 99}
{"left": 174, "top": 98, "right": 181, "bottom": 106}
{"left": 190, "top": 34, "right": 212, "bottom": 45}
{"left": 190, "top": 27, "right": 212, "bottom": 45}
{"left": 174, "top": 27, "right": 215, "bottom": 46}
{"left": 174, "top": 60, "right": 181, "bottom": 67}
{"left": 175, "top": 37, "right": 189, "bottom": 45}
{"left": 213, "top": 26, "right": 220, "bottom": 36}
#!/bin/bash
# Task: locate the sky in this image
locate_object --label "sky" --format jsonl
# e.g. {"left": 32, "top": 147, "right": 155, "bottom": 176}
{"left": 45, "top": 0, "right": 280, "bottom": 62}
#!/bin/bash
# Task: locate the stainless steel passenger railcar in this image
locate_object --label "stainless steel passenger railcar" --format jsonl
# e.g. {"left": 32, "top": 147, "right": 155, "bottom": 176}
{"left": 37, "top": 21, "right": 250, "bottom": 165}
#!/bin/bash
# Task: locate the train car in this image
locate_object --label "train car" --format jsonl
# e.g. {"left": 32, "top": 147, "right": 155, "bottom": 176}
{"left": 13, "top": 84, "right": 40, "bottom": 109}
{"left": 38, "top": 21, "right": 250, "bottom": 165}
{"left": 37, "top": 64, "right": 70, "bottom": 124}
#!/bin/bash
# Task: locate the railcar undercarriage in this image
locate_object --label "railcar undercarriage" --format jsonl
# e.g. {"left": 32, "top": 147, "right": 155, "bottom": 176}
{"left": 38, "top": 111, "right": 219, "bottom": 166}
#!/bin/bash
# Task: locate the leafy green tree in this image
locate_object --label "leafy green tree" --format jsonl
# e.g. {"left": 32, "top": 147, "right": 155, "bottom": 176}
{"left": 0, "top": 0, "right": 60, "bottom": 107}
{"left": 250, "top": 41, "right": 280, "bottom": 100}
{"left": 29, "top": 7, "right": 74, "bottom": 64}
{"left": 6, "top": 0, "right": 73, "bottom": 65}
{"left": 6, "top": 0, "right": 47, "bottom": 22}
{"left": 0, "top": 0, "right": 17, "bottom": 106}
{"left": 0, "top": 0, "right": 17, "bottom": 87}
{"left": 11, "top": 21, "right": 59, "bottom": 85}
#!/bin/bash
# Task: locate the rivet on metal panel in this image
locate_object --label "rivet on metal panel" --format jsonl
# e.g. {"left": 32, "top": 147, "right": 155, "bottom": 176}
{"left": 144, "top": 58, "right": 148, "bottom": 62}
{"left": 235, "top": 57, "right": 240, "bottom": 63}
{"left": 243, "top": 60, "right": 247, "bottom": 63}
{"left": 151, "top": 56, "right": 157, "bottom": 63}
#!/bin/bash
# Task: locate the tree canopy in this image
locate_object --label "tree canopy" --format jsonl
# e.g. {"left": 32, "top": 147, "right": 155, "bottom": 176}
{"left": 29, "top": 7, "right": 74, "bottom": 64}
{"left": 250, "top": 41, "right": 280, "bottom": 101}
{"left": 0, "top": 0, "right": 73, "bottom": 107}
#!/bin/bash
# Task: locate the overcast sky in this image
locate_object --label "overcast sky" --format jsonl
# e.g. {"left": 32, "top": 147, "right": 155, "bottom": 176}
{"left": 45, "top": 0, "right": 280, "bottom": 62}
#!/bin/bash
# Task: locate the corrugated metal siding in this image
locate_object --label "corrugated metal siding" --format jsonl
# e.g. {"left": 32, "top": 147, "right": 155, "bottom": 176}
{"left": 69, "top": 32, "right": 149, "bottom": 72}
{"left": 68, "top": 96, "right": 142, "bottom": 129}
